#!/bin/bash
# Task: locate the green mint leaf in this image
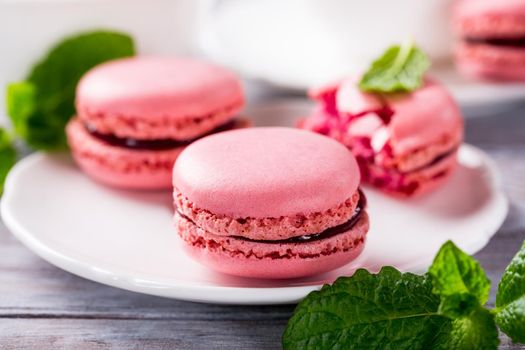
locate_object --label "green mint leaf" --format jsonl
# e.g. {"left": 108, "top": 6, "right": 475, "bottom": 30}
{"left": 6, "top": 30, "right": 135, "bottom": 150}
{"left": 433, "top": 307, "right": 499, "bottom": 350}
{"left": 495, "top": 240, "right": 525, "bottom": 343}
{"left": 438, "top": 293, "right": 480, "bottom": 319}
{"left": 497, "top": 240, "right": 525, "bottom": 307}
{"left": 6, "top": 82, "right": 36, "bottom": 138}
{"left": 282, "top": 267, "right": 448, "bottom": 350}
{"left": 429, "top": 241, "right": 491, "bottom": 305}
{"left": 429, "top": 242, "right": 499, "bottom": 349}
{"left": 358, "top": 41, "right": 430, "bottom": 93}
{"left": 0, "top": 129, "right": 17, "bottom": 194}
{"left": 496, "top": 299, "right": 525, "bottom": 344}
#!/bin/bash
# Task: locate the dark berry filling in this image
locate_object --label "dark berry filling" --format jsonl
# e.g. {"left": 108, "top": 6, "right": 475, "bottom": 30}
{"left": 465, "top": 37, "right": 525, "bottom": 48}
{"left": 403, "top": 147, "right": 458, "bottom": 173}
{"left": 85, "top": 119, "right": 239, "bottom": 151}
{"left": 355, "top": 143, "right": 457, "bottom": 195}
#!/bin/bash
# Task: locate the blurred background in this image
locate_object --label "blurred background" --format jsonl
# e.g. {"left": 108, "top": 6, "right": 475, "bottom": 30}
{"left": 1, "top": 0, "right": 524, "bottom": 125}
{"left": 1, "top": 2, "right": 525, "bottom": 349}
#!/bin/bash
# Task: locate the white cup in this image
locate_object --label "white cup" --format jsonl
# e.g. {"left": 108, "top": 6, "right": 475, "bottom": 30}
{"left": 200, "top": 0, "right": 455, "bottom": 89}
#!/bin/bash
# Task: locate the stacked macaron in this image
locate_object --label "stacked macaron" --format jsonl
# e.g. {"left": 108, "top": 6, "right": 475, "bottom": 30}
{"left": 300, "top": 45, "right": 464, "bottom": 196}
{"left": 173, "top": 128, "right": 369, "bottom": 279}
{"left": 67, "top": 57, "right": 245, "bottom": 189}
{"left": 301, "top": 78, "right": 463, "bottom": 196}
{"left": 454, "top": 0, "right": 525, "bottom": 80}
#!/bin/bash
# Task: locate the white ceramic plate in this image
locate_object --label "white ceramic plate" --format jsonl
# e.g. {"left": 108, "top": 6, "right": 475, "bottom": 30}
{"left": 1, "top": 144, "right": 507, "bottom": 304}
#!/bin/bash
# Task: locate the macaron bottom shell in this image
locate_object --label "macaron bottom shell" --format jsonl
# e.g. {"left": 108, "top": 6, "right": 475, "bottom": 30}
{"left": 300, "top": 116, "right": 460, "bottom": 197}
{"left": 360, "top": 150, "right": 459, "bottom": 197}
{"left": 456, "top": 42, "right": 525, "bottom": 81}
{"left": 67, "top": 118, "right": 183, "bottom": 190}
{"left": 175, "top": 211, "right": 369, "bottom": 279}
{"left": 456, "top": 43, "right": 525, "bottom": 81}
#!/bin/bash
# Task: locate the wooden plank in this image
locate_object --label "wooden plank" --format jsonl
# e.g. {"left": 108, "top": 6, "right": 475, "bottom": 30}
{"left": 464, "top": 104, "right": 525, "bottom": 146}
{"left": 0, "top": 319, "right": 284, "bottom": 350}
{"left": 0, "top": 319, "right": 523, "bottom": 349}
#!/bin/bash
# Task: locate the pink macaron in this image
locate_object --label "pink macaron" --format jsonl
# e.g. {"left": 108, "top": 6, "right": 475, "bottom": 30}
{"left": 300, "top": 76, "right": 464, "bottom": 197}
{"left": 453, "top": 0, "right": 525, "bottom": 81}
{"left": 66, "top": 56, "right": 245, "bottom": 189}
{"left": 173, "top": 127, "right": 369, "bottom": 279}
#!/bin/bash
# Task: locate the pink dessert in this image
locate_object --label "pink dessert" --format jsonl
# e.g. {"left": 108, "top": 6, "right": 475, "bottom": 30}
{"left": 66, "top": 56, "right": 245, "bottom": 190}
{"left": 172, "top": 127, "right": 369, "bottom": 279}
{"left": 453, "top": 0, "right": 525, "bottom": 81}
{"left": 300, "top": 77, "right": 464, "bottom": 197}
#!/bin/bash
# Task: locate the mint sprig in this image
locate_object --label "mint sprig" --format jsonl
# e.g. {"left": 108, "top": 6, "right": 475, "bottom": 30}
{"left": 358, "top": 41, "right": 431, "bottom": 93}
{"left": 6, "top": 30, "right": 135, "bottom": 150}
{"left": 0, "top": 128, "right": 17, "bottom": 194}
{"left": 283, "top": 241, "right": 525, "bottom": 350}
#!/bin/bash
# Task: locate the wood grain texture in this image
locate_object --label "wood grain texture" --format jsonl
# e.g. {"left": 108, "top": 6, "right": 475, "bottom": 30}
{"left": 1, "top": 100, "right": 525, "bottom": 349}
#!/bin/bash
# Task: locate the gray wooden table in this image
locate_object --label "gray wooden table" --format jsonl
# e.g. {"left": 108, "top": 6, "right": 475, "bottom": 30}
{"left": 1, "top": 99, "right": 524, "bottom": 349}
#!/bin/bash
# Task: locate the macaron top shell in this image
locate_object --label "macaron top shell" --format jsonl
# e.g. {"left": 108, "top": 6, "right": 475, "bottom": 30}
{"left": 76, "top": 56, "right": 244, "bottom": 121}
{"left": 455, "top": 0, "right": 525, "bottom": 20}
{"left": 454, "top": 0, "right": 525, "bottom": 37}
{"left": 336, "top": 77, "right": 463, "bottom": 156}
{"left": 173, "top": 127, "right": 360, "bottom": 218}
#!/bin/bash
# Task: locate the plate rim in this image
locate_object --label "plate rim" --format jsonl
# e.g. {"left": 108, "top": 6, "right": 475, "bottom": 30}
{"left": 0, "top": 144, "right": 508, "bottom": 304}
